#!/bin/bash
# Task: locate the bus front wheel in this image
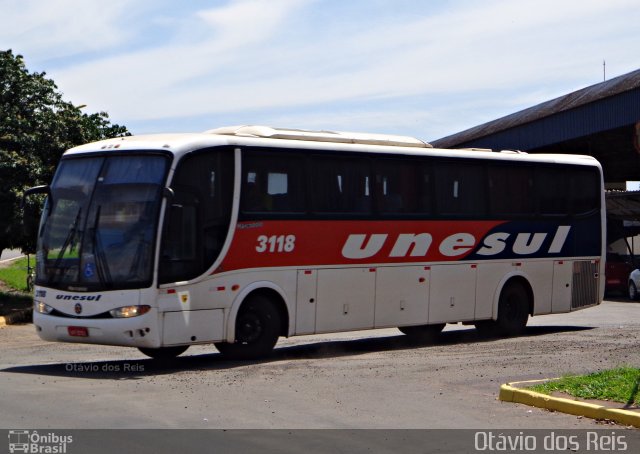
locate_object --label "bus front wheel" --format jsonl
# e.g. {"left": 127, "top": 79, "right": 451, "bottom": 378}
{"left": 215, "top": 294, "right": 281, "bottom": 360}
{"left": 138, "top": 345, "right": 189, "bottom": 360}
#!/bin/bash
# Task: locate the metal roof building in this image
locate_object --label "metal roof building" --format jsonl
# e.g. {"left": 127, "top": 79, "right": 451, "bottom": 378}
{"left": 431, "top": 68, "right": 640, "bottom": 187}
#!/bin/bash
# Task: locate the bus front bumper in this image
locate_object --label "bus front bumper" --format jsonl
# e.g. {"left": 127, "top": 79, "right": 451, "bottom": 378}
{"left": 33, "top": 309, "right": 163, "bottom": 348}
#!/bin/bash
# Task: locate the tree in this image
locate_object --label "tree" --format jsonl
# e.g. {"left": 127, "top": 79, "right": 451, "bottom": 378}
{"left": 0, "top": 49, "right": 129, "bottom": 256}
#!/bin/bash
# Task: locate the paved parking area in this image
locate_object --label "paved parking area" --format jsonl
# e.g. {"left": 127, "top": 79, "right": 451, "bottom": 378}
{"left": 0, "top": 300, "right": 638, "bottom": 430}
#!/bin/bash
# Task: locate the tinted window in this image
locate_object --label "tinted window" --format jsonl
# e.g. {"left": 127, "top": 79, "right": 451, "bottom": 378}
{"left": 488, "top": 164, "right": 535, "bottom": 216}
{"left": 241, "top": 151, "right": 305, "bottom": 214}
{"left": 570, "top": 166, "right": 600, "bottom": 215}
{"left": 537, "top": 167, "right": 569, "bottom": 215}
{"left": 374, "top": 158, "right": 432, "bottom": 215}
{"left": 159, "top": 149, "right": 233, "bottom": 284}
{"left": 311, "top": 156, "right": 372, "bottom": 214}
{"left": 435, "top": 161, "right": 486, "bottom": 217}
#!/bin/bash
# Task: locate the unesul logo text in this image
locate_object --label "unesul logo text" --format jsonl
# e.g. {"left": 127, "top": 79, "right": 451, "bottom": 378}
{"left": 342, "top": 226, "right": 571, "bottom": 259}
{"left": 56, "top": 295, "right": 102, "bottom": 301}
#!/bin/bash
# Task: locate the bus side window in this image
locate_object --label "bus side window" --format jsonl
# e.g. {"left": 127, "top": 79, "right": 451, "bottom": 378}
{"left": 537, "top": 167, "right": 568, "bottom": 215}
{"left": 242, "top": 172, "right": 272, "bottom": 212}
{"left": 435, "top": 161, "right": 486, "bottom": 217}
{"left": 159, "top": 149, "right": 233, "bottom": 284}
{"left": 159, "top": 189, "right": 200, "bottom": 283}
{"left": 488, "top": 164, "right": 534, "bottom": 216}
{"left": 570, "top": 167, "right": 600, "bottom": 215}
{"left": 418, "top": 166, "right": 433, "bottom": 215}
{"left": 312, "top": 156, "right": 372, "bottom": 215}
{"left": 374, "top": 158, "right": 423, "bottom": 215}
{"left": 164, "top": 202, "right": 197, "bottom": 260}
{"left": 240, "top": 151, "right": 304, "bottom": 215}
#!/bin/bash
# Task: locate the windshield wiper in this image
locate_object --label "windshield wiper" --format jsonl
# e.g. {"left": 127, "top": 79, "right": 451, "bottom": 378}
{"left": 91, "top": 205, "right": 113, "bottom": 289}
{"left": 50, "top": 207, "right": 82, "bottom": 283}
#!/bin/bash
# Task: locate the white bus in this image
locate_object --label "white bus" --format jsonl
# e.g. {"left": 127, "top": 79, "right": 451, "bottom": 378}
{"left": 27, "top": 125, "right": 605, "bottom": 360}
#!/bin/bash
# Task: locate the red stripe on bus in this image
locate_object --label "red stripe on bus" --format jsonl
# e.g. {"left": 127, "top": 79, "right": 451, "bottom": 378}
{"left": 215, "top": 219, "right": 504, "bottom": 273}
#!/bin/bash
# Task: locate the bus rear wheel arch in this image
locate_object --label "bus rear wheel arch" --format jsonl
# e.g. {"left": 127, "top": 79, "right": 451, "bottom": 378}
{"left": 475, "top": 278, "right": 532, "bottom": 337}
{"left": 215, "top": 292, "right": 284, "bottom": 360}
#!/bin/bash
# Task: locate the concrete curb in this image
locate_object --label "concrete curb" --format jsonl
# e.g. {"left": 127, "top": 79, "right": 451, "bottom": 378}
{"left": 499, "top": 379, "right": 640, "bottom": 428}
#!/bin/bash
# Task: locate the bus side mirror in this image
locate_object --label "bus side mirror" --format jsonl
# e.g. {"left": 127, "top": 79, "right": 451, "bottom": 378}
{"left": 21, "top": 185, "right": 50, "bottom": 209}
{"left": 21, "top": 185, "right": 50, "bottom": 254}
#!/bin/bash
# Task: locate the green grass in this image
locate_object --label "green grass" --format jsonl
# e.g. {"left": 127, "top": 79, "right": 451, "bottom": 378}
{"left": 0, "top": 257, "right": 32, "bottom": 293}
{"left": 529, "top": 367, "right": 640, "bottom": 406}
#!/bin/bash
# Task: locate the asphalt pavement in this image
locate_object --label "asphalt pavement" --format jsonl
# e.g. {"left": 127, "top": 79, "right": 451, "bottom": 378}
{"left": 1, "top": 300, "right": 639, "bottom": 431}
{"left": 0, "top": 249, "right": 23, "bottom": 263}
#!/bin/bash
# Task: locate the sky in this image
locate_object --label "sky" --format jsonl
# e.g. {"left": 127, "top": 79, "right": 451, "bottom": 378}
{"left": 1, "top": 0, "right": 640, "bottom": 142}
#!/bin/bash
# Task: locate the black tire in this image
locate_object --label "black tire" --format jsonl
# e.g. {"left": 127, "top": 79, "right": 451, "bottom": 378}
{"left": 398, "top": 323, "right": 445, "bottom": 343}
{"left": 138, "top": 345, "right": 189, "bottom": 360}
{"left": 215, "top": 294, "right": 281, "bottom": 360}
{"left": 494, "top": 281, "right": 530, "bottom": 336}
{"left": 629, "top": 281, "right": 638, "bottom": 301}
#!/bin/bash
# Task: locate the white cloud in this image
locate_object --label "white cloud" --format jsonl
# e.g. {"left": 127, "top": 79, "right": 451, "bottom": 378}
{"left": 4, "top": 0, "right": 639, "bottom": 138}
{"left": 44, "top": 0, "right": 314, "bottom": 116}
{"left": 0, "top": 0, "right": 136, "bottom": 61}
{"left": 197, "top": 0, "right": 311, "bottom": 49}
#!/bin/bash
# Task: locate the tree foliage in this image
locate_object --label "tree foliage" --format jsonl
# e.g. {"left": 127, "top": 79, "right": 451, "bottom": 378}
{"left": 0, "top": 49, "right": 129, "bottom": 254}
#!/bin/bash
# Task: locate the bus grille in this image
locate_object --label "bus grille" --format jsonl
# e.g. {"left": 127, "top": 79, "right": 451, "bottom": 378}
{"left": 571, "top": 260, "right": 599, "bottom": 309}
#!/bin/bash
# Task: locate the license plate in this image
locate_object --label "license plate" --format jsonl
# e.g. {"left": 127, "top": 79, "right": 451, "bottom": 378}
{"left": 68, "top": 326, "right": 89, "bottom": 337}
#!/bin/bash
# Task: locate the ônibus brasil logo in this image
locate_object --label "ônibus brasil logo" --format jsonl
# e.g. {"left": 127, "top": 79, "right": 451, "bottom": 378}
{"left": 8, "top": 430, "right": 73, "bottom": 453}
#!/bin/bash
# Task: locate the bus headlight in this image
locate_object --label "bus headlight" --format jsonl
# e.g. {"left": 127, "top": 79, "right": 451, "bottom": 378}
{"left": 109, "top": 305, "right": 151, "bottom": 318}
{"left": 35, "top": 301, "right": 54, "bottom": 314}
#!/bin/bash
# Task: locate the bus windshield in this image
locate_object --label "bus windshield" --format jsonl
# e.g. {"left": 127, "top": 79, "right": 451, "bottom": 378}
{"left": 36, "top": 154, "right": 169, "bottom": 291}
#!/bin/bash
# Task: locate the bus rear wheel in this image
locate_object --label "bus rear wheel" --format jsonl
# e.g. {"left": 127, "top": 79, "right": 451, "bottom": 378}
{"left": 215, "top": 294, "right": 281, "bottom": 360}
{"left": 398, "top": 323, "right": 445, "bottom": 343}
{"left": 495, "top": 281, "right": 530, "bottom": 336}
{"left": 475, "top": 281, "right": 530, "bottom": 337}
{"left": 138, "top": 345, "right": 189, "bottom": 360}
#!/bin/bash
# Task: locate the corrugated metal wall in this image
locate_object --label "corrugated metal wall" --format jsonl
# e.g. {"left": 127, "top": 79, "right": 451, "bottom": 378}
{"left": 452, "top": 88, "right": 640, "bottom": 151}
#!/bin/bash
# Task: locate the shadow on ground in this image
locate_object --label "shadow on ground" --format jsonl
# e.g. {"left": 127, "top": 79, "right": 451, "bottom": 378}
{"left": 1, "top": 325, "right": 593, "bottom": 380}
